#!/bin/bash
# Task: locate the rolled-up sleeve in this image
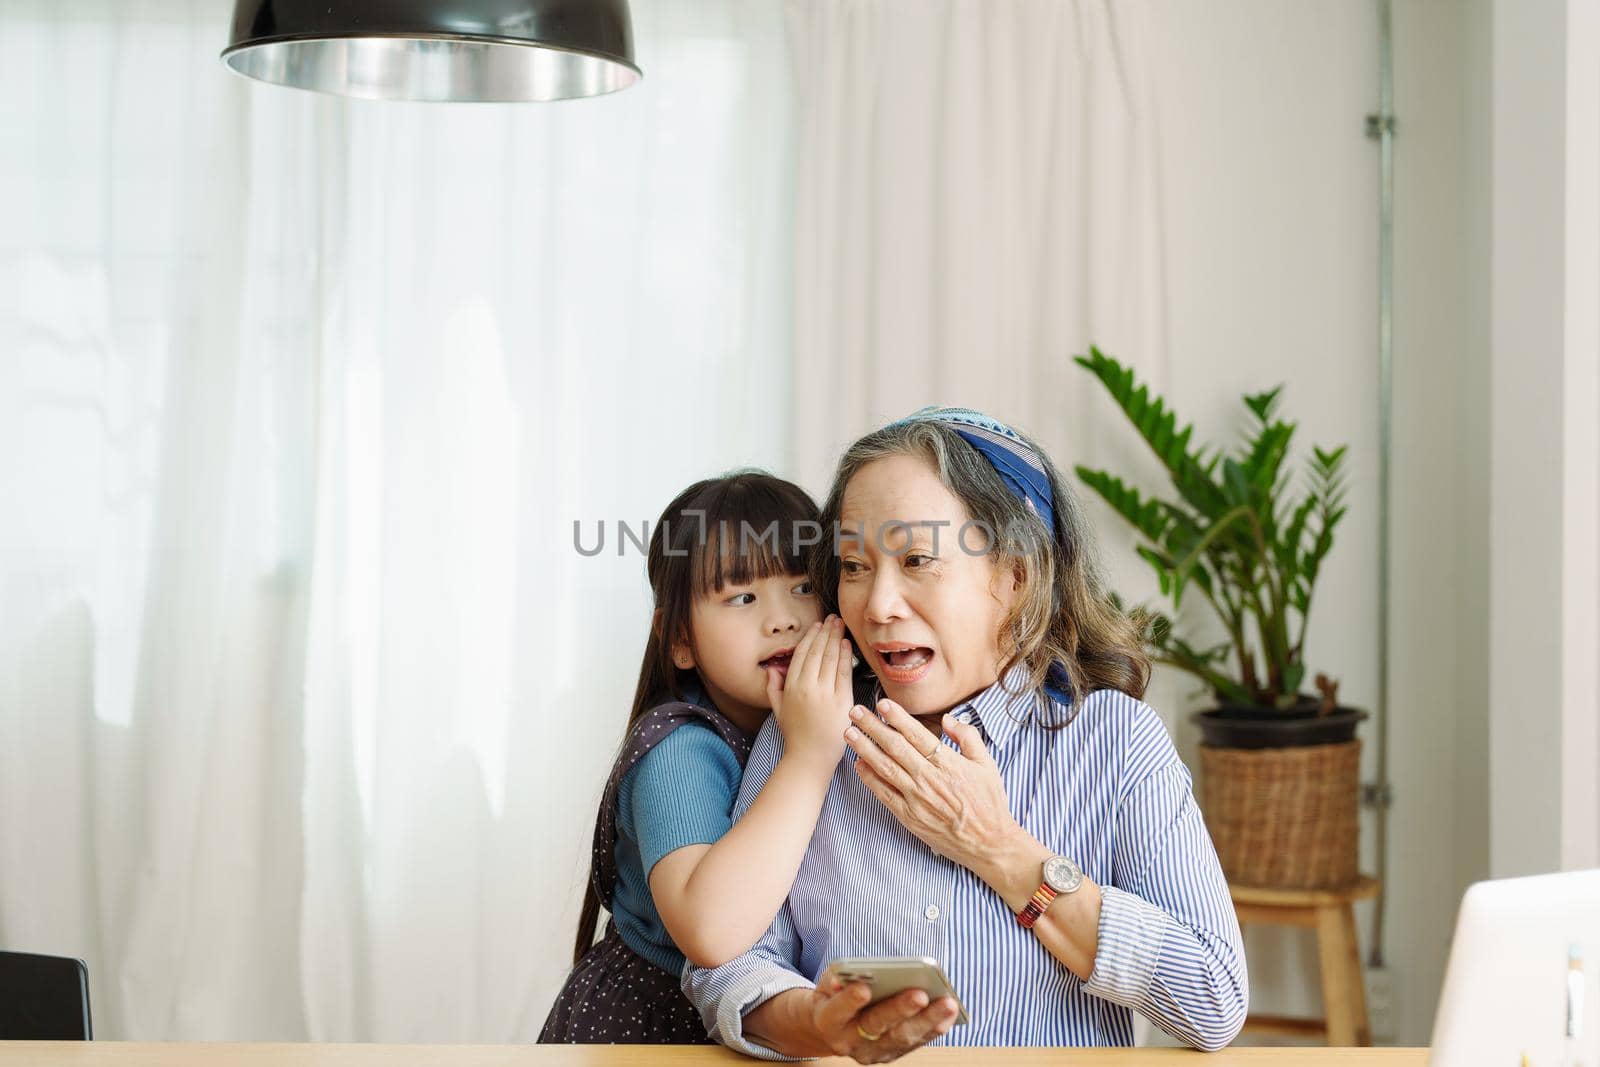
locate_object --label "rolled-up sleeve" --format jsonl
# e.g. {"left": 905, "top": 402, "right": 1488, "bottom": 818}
{"left": 681, "top": 719, "right": 816, "bottom": 1060}
{"left": 1081, "top": 705, "right": 1249, "bottom": 1052}
{"left": 683, "top": 897, "right": 816, "bottom": 1060}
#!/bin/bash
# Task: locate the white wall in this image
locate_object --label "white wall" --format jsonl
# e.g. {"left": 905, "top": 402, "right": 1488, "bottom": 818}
{"left": 1488, "top": 0, "right": 1600, "bottom": 878}
{"left": 1453, "top": 0, "right": 1494, "bottom": 956}
{"left": 1488, "top": 0, "right": 1569, "bottom": 881}
{"left": 1390, "top": 0, "right": 1494, "bottom": 1045}
{"left": 1147, "top": 0, "right": 1600, "bottom": 1046}
{"left": 1141, "top": 0, "right": 1492, "bottom": 1046}
{"left": 1558, "top": 0, "right": 1600, "bottom": 874}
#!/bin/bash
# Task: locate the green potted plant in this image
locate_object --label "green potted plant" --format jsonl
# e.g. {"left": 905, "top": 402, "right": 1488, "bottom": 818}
{"left": 1073, "top": 346, "right": 1364, "bottom": 890}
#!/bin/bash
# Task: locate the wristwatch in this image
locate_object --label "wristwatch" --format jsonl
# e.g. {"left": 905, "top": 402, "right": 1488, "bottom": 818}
{"left": 1016, "top": 854, "right": 1083, "bottom": 929}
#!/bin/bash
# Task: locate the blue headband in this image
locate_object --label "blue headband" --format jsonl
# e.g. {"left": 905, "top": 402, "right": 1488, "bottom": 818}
{"left": 885, "top": 406, "right": 1073, "bottom": 707}
{"left": 888, "top": 406, "right": 1057, "bottom": 532}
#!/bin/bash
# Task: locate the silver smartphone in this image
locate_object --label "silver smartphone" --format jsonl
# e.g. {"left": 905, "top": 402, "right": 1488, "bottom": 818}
{"left": 819, "top": 955, "right": 969, "bottom": 1027}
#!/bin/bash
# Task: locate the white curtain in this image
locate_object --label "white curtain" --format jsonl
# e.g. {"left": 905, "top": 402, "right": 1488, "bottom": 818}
{"left": 0, "top": 0, "right": 792, "bottom": 1041}
{"left": 784, "top": 0, "right": 1170, "bottom": 571}
{"left": 783, "top": 6, "right": 1171, "bottom": 1041}
{"left": 2, "top": 0, "right": 1173, "bottom": 1046}
{"left": 781, "top": 0, "right": 1180, "bottom": 754}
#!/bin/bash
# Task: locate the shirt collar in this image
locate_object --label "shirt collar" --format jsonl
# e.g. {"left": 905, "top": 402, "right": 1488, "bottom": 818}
{"left": 947, "top": 661, "right": 1058, "bottom": 755}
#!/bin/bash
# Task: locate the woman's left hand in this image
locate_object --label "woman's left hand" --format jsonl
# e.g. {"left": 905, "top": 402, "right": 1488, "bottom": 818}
{"left": 845, "top": 698, "right": 1020, "bottom": 874}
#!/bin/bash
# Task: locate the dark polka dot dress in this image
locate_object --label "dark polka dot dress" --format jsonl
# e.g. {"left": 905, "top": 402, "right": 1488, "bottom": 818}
{"left": 538, "top": 918, "right": 709, "bottom": 1044}
{"left": 538, "top": 697, "right": 754, "bottom": 1045}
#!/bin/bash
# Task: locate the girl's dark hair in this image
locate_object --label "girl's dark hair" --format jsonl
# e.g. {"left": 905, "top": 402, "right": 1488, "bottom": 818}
{"left": 572, "top": 470, "right": 821, "bottom": 963}
{"left": 811, "top": 420, "right": 1150, "bottom": 719}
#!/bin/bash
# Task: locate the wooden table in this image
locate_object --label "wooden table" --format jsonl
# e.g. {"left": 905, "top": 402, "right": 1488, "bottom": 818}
{"left": 1231, "top": 876, "right": 1383, "bottom": 1047}
{"left": 0, "top": 1045, "right": 1428, "bottom": 1065}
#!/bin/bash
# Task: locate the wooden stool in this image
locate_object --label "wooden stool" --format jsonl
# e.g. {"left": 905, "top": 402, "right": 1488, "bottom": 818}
{"left": 1230, "top": 875, "right": 1380, "bottom": 1046}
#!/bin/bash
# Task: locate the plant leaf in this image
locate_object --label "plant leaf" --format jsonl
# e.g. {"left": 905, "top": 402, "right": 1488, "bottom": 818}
{"left": 1243, "top": 386, "right": 1284, "bottom": 425}
{"left": 1074, "top": 348, "right": 1229, "bottom": 518}
{"left": 1072, "top": 348, "right": 1351, "bottom": 711}
{"left": 1075, "top": 466, "right": 1170, "bottom": 543}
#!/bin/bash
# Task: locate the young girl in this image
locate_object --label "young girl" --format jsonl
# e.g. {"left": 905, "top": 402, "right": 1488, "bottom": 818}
{"left": 539, "top": 470, "right": 857, "bottom": 1044}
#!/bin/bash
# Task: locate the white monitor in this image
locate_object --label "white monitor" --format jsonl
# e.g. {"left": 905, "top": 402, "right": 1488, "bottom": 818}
{"left": 1430, "top": 868, "right": 1600, "bottom": 1067}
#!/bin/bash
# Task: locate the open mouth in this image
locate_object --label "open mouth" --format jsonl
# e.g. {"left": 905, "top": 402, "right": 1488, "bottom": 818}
{"left": 871, "top": 643, "right": 936, "bottom": 681}
{"left": 759, "top": 648, "right": 795, "bottom": 676}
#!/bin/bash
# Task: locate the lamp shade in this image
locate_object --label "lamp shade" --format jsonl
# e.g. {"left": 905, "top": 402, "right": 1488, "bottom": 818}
{"left": 222, "top": 0, "right": 640, "bottom": 102}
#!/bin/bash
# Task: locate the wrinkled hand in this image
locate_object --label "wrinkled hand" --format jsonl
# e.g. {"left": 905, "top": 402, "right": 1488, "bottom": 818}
{"left": 806, "top": 971, "right": 960, "bottom": 1064}
{"left": 846, "top": 697, "right": 1021, "bottom": 874}
{"left": 768, "top": 616, "right": 854, "bottom": 770}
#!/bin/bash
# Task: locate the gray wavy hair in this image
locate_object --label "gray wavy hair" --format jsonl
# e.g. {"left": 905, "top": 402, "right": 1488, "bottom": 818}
{"left": 813, "top": 418, "right": 1150, "bottom": 719}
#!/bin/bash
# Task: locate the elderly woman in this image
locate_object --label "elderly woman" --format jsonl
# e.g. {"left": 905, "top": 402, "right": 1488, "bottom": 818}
{"left": 683, "top": 407, "right": 1248, "bottom": 1062}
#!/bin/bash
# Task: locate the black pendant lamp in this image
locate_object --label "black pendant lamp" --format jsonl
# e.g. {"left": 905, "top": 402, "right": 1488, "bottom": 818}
{"left": 222, "top": 0, "right": 640, "bottom": 102}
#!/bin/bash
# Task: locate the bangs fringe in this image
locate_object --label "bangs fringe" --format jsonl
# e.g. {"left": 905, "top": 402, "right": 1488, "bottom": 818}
{"left": 686, "top": 479, "right": 817, "bottom": 596}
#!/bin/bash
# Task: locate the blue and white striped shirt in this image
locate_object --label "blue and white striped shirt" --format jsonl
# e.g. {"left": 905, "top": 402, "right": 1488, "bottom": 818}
{"left": 682, "top": 664, "right": 1248, "bottom": 1056}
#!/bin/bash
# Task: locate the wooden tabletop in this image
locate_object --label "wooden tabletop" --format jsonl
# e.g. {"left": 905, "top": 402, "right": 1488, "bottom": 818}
{"left": 0, "top": 1044, "right": 1429, "bottom": 1065}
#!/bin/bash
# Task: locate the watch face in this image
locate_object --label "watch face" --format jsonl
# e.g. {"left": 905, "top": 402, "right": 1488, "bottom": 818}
{"left": 1043, "top": 855, "right": 1083, "bottom": 894}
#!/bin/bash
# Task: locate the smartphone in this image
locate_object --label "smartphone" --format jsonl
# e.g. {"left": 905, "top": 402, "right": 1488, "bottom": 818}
{"left": 819, "top": 956, "right": 969, "bottom": 1027}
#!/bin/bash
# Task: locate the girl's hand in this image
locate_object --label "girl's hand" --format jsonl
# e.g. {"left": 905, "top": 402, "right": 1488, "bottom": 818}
{"left": 845, "top": 698, "right": 1022, "bottom": 875}
{"left": 768, "top": 615, "right": 854, "bottom": 773}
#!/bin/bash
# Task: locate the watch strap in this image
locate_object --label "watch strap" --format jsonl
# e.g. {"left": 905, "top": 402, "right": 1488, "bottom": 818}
{"left": 1015, "top": 881, "right": 1059, "bottom": 929}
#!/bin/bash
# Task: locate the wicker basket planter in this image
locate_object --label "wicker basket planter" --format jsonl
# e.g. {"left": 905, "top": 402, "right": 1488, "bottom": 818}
{"left": 1193, "top": 706, "right": 1368, "bottom": 891}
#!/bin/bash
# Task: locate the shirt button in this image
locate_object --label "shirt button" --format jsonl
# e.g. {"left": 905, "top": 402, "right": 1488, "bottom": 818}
{"left": 924, "top": 905, "right": 940, "bottom": 921}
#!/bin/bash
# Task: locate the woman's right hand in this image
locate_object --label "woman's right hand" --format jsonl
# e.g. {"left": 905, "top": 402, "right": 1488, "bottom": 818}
{"left": 800, "top": 973, "right": 960, "bottom": 1064}
{"left": 768, "top": 615, "right": 855, "bottom": 771}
